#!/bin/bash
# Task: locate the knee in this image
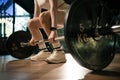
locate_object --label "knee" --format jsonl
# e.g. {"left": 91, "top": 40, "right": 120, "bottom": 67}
{"left": 39, "top": 12, "right": 51, "bottom": 24}
{"left": 28, "top": 19, "right": 33, "bottom": 29}
{"left": 28, "top": 19, "right": 40, "bottom": 30}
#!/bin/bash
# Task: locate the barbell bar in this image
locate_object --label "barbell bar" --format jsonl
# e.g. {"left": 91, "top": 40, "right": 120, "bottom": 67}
{"left": 6, "top": 30, "right": 66, "bottom": 59}
{"left": 20, "top": 36, "right": 64, "bottom": 48}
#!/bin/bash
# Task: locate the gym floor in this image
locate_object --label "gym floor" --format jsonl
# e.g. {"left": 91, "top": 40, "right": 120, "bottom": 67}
{"left": 0, "top": 53, "right": 120, "bottom": 80}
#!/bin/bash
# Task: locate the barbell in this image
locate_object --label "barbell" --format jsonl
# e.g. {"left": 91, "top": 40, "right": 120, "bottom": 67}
{"left": 6, "top": 31, "right": 39, "bottom": 59}
{"left": 20, "top": 36, "right": 64, "bottom": 47}
{"left": 6, "top": 30, "right": 65, "bottom": 59}
{"left": 6, "top": 0, "right": 120, "bottom": 71}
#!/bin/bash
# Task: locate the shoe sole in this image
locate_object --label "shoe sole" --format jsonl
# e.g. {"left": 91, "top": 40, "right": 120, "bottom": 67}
{"left": 46, "top": 59, "right": 66, "bottom": 64}
{"left": 29, "top": 57, "right": 47, "bottom": 61}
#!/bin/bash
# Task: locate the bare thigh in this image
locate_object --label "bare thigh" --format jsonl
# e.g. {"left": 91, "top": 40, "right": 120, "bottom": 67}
{"left": 29, "top": 17, "right": 42, "bottom": 28}
{"left": 29, "top": 11, "right": 66, "bottom": 29}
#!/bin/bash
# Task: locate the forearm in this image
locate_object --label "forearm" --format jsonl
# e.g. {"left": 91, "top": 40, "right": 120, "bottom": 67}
{"left": 49, "top": 0, "right": 57, "bottom": 28}
{"left": 50, "top": 8, "right": 57, "bottom": 27}
{"left": 33, "top": 11, "right": 40, "bottom": 18}
{"left": 33, "top": 0, "right": 40, "bottom": 18}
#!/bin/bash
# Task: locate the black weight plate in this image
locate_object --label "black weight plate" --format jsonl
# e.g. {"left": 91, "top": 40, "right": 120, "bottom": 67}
{"left": 64, "top": 0, "right": 116, "bottom": 70}
{"left": 64, "top": 0, "right": 75, "bottom": 5}
{"left": 6, "top": 31, "right": 38, "bottom": 59}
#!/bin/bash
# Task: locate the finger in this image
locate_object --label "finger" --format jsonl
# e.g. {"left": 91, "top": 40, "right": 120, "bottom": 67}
{"left": 49, "top": 38, "right": 54, "bottom": 43}
{"left": 29, "top": 41, "right": 36, "bottom": 46}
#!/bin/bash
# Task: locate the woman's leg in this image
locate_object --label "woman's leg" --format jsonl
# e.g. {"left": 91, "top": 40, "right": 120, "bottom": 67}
{"left": 28, "top": 17, "right": 46, "bottom": 49}
{"left": 39, "top": 11, "right": 66, "bottom": 63}
{"left": 28, "top": 17, "right": 51, "bottom": 61}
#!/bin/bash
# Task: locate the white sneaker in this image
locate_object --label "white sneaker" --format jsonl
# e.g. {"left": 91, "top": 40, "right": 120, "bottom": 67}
{"left": 30, "top": 50, "right": 51, "bottom": 61}
{"left": 46, "top": 50, "right": 66, "bottom": 64}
